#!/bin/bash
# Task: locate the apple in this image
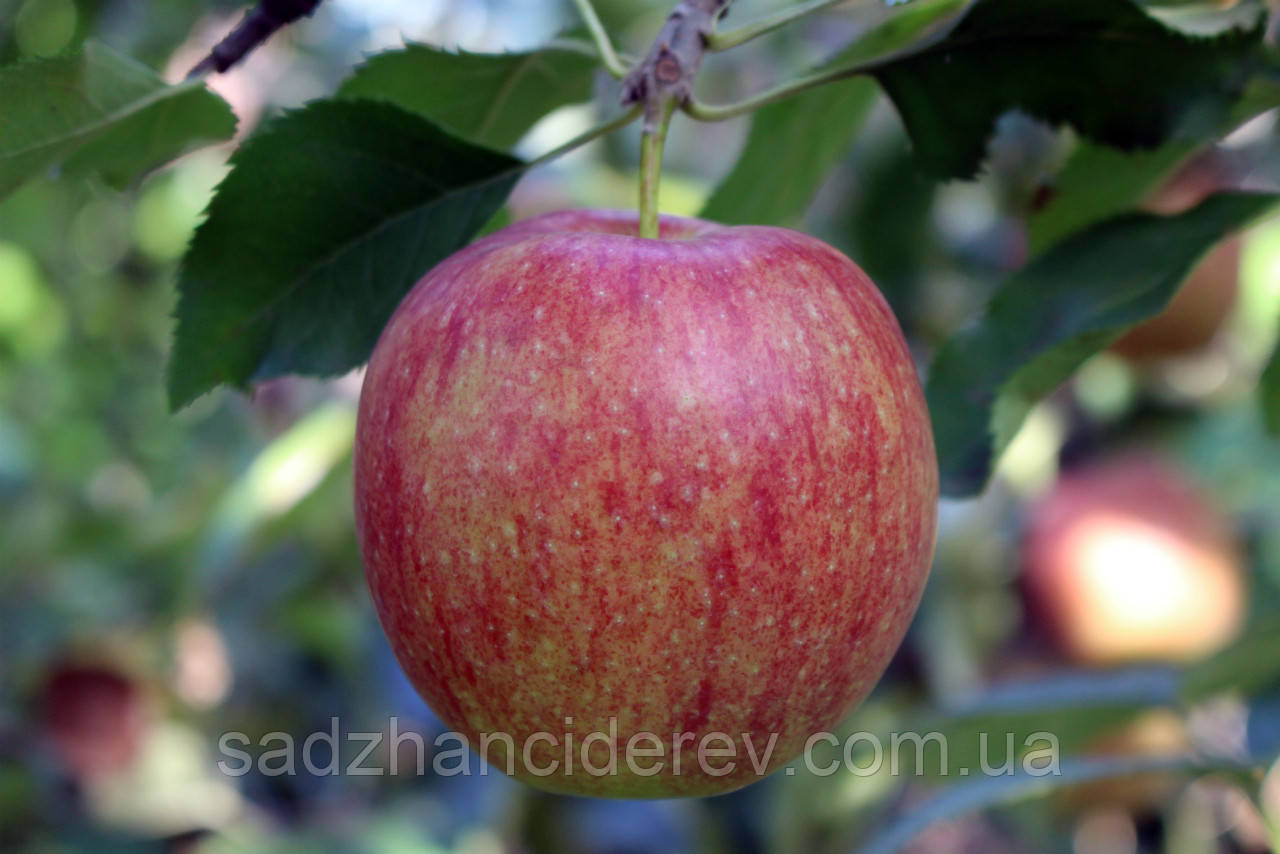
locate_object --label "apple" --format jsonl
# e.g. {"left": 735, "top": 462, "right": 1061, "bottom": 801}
{"left": 1110, "top": 155, "right": 1241, "bottom": 360}
{"left": 354, "top": 209, "right": 938, "bottom": 797}
{"left": 38, "top": 659, "right": 150, "bottom": 781}
{"left": 1021, "top": 455, "right": 1245, "bottom": 665}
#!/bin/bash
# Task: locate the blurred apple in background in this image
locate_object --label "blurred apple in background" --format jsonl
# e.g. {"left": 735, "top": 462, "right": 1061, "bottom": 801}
{"left": 1111, "top": 152, "right": 1242, "bottom": 361}
{"left": 37, "top": 658, "right": 151, "bottom": 782}
{"left": 1021, "top": 455, "right": 1246, "bottom": 665}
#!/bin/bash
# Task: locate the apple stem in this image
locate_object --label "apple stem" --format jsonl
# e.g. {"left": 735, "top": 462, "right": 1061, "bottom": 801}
{"left": 638, "top": 100, "right": 676, "bottom": 239}
{"left": 622, "top": 0, "right": 732, "bottom": 236}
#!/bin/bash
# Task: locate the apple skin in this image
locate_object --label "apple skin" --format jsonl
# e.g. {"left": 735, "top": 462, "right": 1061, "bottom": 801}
{"left": 1021, "top": 456, "right": 1245, "bottom": 665}
{"left": 355, "top": 209, "right": 938, "bottom": 797}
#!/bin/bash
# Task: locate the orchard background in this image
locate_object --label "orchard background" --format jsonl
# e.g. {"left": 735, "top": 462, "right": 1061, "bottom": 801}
{"left": 3, "top": 0, "right": 1280, "bottom": 851}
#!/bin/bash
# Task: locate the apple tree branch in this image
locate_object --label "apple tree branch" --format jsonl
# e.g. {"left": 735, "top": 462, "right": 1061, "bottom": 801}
{"left": 187, "top": 0, "right": 324, "bottom": 78}
{"left": 621, "top": 0, "right": 734, "bottom": 130}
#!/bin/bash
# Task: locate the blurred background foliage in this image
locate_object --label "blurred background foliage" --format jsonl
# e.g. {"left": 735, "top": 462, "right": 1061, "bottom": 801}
{"left": 1, "top": 0, "right": 1280, "bottom": 852}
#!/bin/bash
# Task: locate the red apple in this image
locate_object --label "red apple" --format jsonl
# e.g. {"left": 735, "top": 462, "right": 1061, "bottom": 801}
{"left": 1111, "top": 155, "right": 1241, "bottom": 360}
{"left": 38, "top": 659, "right": 150, "bottom": 781}
{"left": 354, "top": 209, "right": 938, "bottom": 797}
{"left": 1021, "top": 455, "right": 1245, "bottom": 665}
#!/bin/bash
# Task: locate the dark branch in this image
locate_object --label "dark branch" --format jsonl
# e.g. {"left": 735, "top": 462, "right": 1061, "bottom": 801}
{"left": 621, "top": 0, "right": 733, "bottom": 128}
{"left": 187, "top": 0, "right": 324, "bottom": 78}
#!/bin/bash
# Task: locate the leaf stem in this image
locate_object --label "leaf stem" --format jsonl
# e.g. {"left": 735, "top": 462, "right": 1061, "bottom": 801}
{"left": 681, "top": 61, "right": 867, "bottom": 121}
{"left": 571, "top": 0, "right": 629, "bottom": 78}
{"left": 706, "top": 0, "right": 852, "bottom": 52}
{"left": 528, "top": 106, "right": 642, "bottom": 169}
{"left": 638, "top": 100, "right": 677, "bottom": 239}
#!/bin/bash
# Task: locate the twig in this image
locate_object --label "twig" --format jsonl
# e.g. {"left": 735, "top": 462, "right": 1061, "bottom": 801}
{"left": 621, "top": 0, "right": 734, "bottom": 129}
{"left": 187, "top": 0, "right": 324, "bottom": 78}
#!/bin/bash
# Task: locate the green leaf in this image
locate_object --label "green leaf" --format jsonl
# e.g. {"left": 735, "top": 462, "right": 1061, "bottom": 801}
{"left": 700, "top": 0, "right": 965, "bottom": 226}
{"left": 837, "top": 139, "right": 938, "bottom": 322}
{"left": 865, "top": 0, "right": 1264, "bottom": 180}
{"left": 336, "top": 43, "right": 598, "bottom": 151}
{"left": 798, "top": 668, "right": 1181, "bottom": 790}
{"left": 699, "top": 82, "right": 877, "bottom": 227}
{"left": 819, "top": 622, "right": 1280, "bottom": 850}
{"left": 927, "top": 191, "right": 1280, "bottom": 497}
{"left": 0, "top": 41, "right": 236, "bottom": 198}
{"left": 859, "top": 753, "right": 1261, "bottom": 854}
{"left": 1028, "top": 142, "right": 1194, "bottom": 255}
{"left": 1029, "top": 77, "right": 1280, "bottom": 254}
{"left": 876, "top": 667, "right": 1180, "bottom": 779}
{"left": 168, "top": 99, "right": 523, "bottom": 409}
{"left": 1183, "top": 617, "right": 1280, "bottom": 702}
{"left": 830, "top": 0, "right": 971, "bottom": 67}
{"left": 1264, "top": 345, "right": 1280, "bottom": 436}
